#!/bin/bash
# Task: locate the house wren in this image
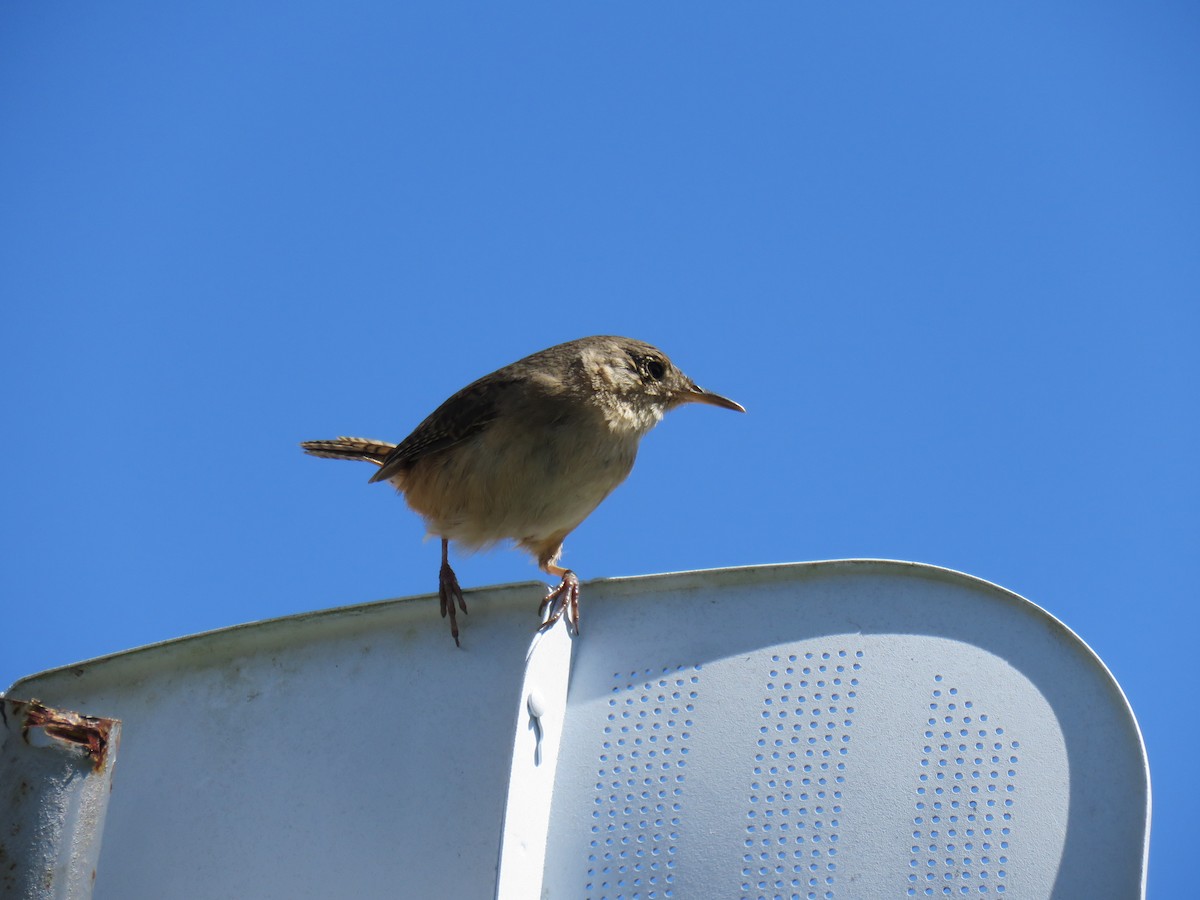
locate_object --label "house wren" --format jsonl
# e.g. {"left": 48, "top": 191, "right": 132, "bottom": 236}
{"left": 301, "top": 335, "right": 744, "bottom": 646}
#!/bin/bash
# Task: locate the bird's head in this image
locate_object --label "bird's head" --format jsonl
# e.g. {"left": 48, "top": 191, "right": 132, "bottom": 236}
{"left": 579, "top": 336, "right": 745, "bottom": 436}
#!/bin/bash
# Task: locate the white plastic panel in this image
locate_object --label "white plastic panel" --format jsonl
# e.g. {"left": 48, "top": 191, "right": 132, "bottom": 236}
{"left": 7, "top": 562, "right": 1148, "bottom": 900}
{"left": 541, "top": 562, "right": 1148, "bottom": 899}
{"left": 494, "top": 613, "right": 575, "bottom": 899}
{"left": 8, "top": 582, "right": 552, "bottom": 900}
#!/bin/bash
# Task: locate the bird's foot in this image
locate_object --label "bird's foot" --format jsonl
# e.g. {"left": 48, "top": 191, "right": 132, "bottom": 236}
{"left": 439, "top": 561, "right": 468, "bottom": 647}
{"left": 538, "top": 570, "right": 580, "bottom": 635}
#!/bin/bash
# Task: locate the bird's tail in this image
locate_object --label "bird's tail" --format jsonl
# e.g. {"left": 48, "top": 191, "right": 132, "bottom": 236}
{"left": 300, "top": 436, "right": 397, "bottom": 467}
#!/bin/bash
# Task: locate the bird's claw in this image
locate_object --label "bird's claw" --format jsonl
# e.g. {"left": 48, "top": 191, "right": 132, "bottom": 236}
{"left": 538, "top": 571, "right": 580, "bottom": 635}
{"left": 439, "top": 562, "right": 468, "bottom": 647}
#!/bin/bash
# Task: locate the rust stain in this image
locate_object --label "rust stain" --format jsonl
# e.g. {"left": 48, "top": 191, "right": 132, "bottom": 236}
{"left": 17, "top": 700, "right": 115, "bottom": 772}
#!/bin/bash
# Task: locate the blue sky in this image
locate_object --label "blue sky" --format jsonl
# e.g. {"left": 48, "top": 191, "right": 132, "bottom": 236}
{"left": 2, "top": 1, "right": 1195, "bottom": 893}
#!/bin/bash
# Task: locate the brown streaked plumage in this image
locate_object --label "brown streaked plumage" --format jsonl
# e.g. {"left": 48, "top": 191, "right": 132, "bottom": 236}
{"left": 301, "top": 335, "right": 743, "bottom": 646}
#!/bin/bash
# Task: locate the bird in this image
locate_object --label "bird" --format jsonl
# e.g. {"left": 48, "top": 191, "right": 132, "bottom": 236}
{"left": 301, "top": 335, "right": 744, "bottom": 646}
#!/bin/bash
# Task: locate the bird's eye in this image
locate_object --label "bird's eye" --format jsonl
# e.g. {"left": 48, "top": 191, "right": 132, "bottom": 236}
{"left": 645, "top": 359, "right": 666, "bottom": 381}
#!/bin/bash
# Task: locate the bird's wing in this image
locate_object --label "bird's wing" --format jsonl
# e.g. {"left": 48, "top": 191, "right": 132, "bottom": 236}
{"left": 369, "top": 376, "right": 518, "bottom": 483}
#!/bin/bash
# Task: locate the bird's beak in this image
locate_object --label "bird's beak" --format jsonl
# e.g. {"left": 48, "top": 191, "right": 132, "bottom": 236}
{"left": 678, "top": 382, "right": 745, "bottom": 413}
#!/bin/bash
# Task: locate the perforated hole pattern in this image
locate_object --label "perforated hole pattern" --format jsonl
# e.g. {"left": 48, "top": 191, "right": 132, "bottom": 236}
{"left": 908, "top": 675, "right": 1019, "bottom": 896}
{"left": 587, "top": 664, "right": 701, "bottom": 900}
{"left": 742, "top": 649, "right": 863, "bottom": 900}
{"left": 581, "top": 657, "right": 1023, "bottom": 900}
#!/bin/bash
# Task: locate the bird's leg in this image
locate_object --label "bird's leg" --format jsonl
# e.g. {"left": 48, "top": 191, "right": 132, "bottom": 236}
{"left": 538, "top": 562, "right": 581, "bottom": 635}
{"left": 438, "top": 538, "right": 468, "bottom": 647}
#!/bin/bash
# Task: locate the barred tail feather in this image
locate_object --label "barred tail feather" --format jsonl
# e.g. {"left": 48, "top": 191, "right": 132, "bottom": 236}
{"left": 300, "top": 436, "right": 397, "bottom": 467}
